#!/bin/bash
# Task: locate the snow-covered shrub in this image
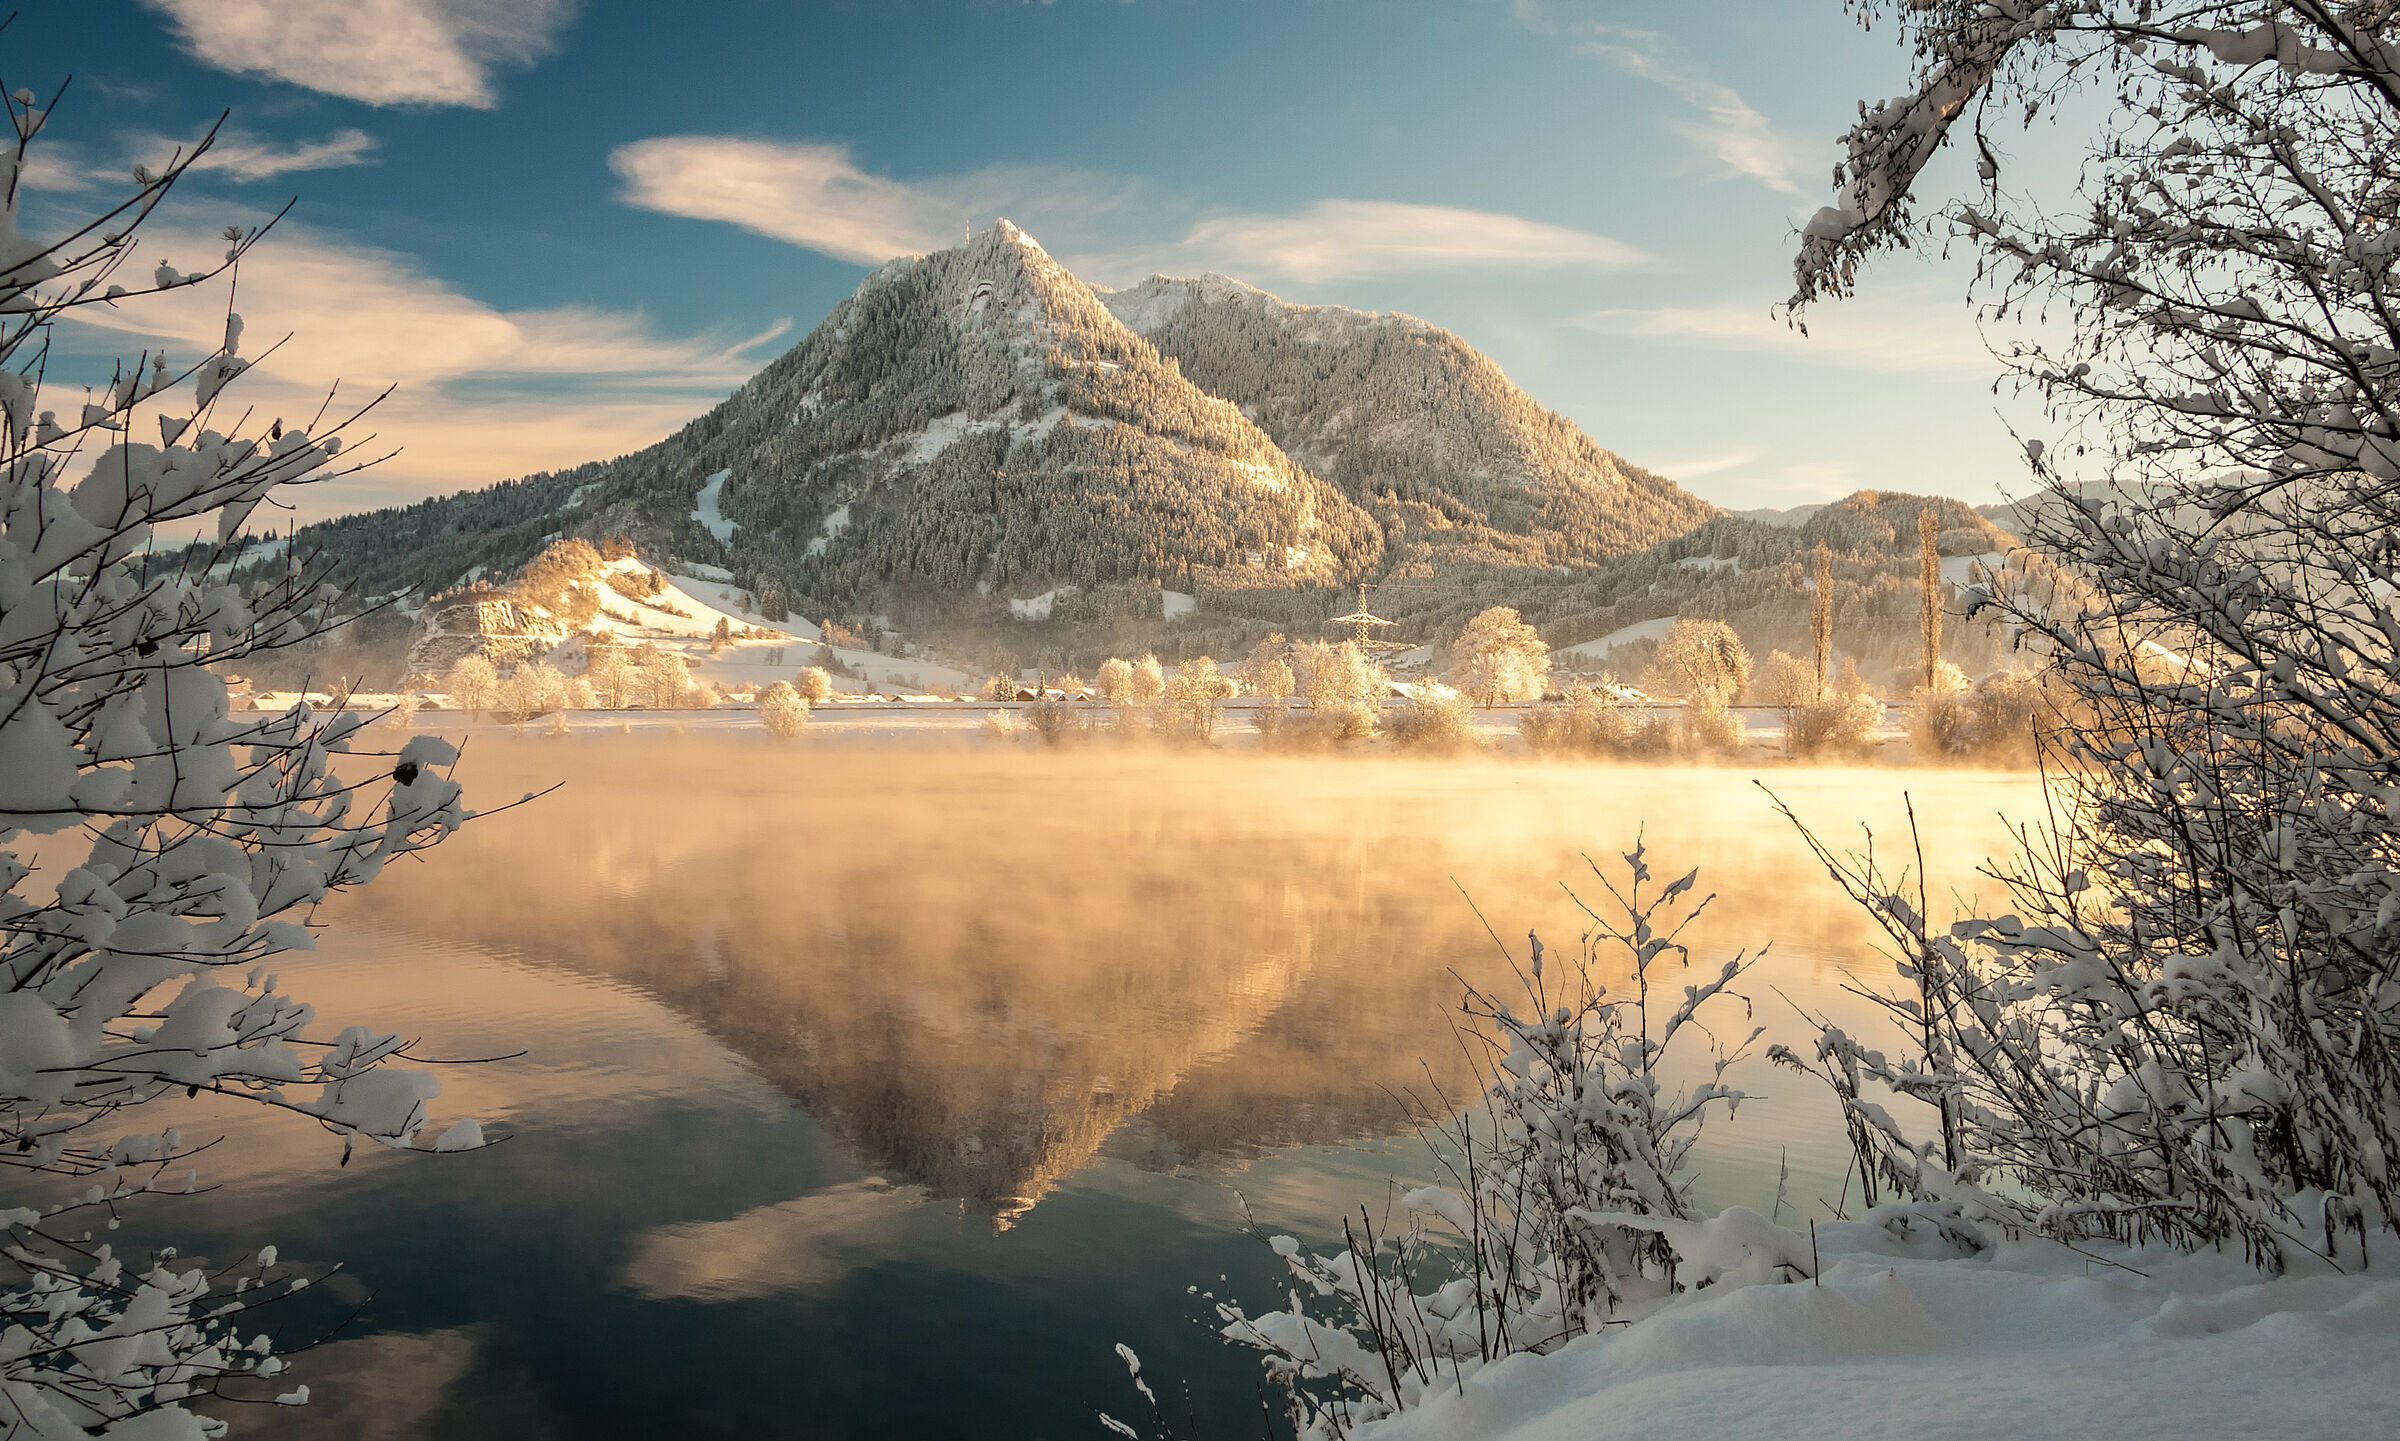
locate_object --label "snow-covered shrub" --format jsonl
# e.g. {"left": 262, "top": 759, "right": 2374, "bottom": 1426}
{"left": 1910, "top": 667, "right": 2049, "bottom": 766}
{"left": 796, "top": 665, "right": 834, "bottom": 705}
{"left": 758, "top": 680, "right": 809, "bottom": 739}
{"left": 1025, "top": 695, "right": 1085, "bottom": 745}
{"left": 1788, "top": 660, "right": 1884, "bottom": 759}
{"left": 1157, "top": 657, "right": 1224, "bottom": 744}
{"left": 1675, "top": 685, "right": 1747, "bottom": 755}
{"left": 1267, "top": 699, "right": 1377, "bottom": 750}
{"left": 1518, "top": 676, "right": 1633, "bottom": 757}
{"left": 1784, "top": 0, "right": 2400, "bottom": 1270}
{"left": 1208, "top": 848, "right": 1763, "bottom": 1438}
{"left": 0, "top": 91, "right": 490, "bottom": 1436}
{"left": 1383, "top": 685, "right": 1479, "bottom": 752}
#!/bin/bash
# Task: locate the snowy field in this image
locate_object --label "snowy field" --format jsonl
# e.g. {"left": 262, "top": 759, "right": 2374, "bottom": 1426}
{"left": 1361, "top": 1230, "right": 2397, "bottom": 1441}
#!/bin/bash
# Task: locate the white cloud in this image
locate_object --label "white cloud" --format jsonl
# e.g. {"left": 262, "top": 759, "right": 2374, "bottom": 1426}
{"left": 61, "top": 220, "right": 782, "bottom": 521}
{"left": 1575, "top": 28, "right": 1811, "bottom": 196}
{"left": 1578, "top": 285, "right": 2003, "bottom": 375}
{"left": 614, "top": 135, "right": 1643, "bottom": 284}
{"left": 1108, "top": 199, "right": 1645, "bottom": 284}
{"left": 611, "top": 138, "right": 954, "bottom": 265}
{"left": 141, "top": 0, "right": 576, "bottom": 109}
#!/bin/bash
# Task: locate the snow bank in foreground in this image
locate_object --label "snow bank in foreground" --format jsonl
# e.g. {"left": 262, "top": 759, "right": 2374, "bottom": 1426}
{"left": 1362, "top": 1234, "right": 2397, "bottom": 1441}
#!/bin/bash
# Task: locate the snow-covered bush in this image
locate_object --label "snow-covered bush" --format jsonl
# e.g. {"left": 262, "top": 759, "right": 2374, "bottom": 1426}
{"left": 1203, "top": 848, "right": 1763, "bottom": 1438}
{"left": 1025, "top": 695, "right": 1086, "bottom": 745}
{"left": 1383, "top": 685, "right": 1479, "bottom": 752}
{"left": 0, "top": 91, "right": 490, "bottom": 1436}
{"left": 1788, "top": 659, "right": 1884, "bottom": 759}
{"left": 795, "top": 665, "right": 834, "bottom": 705}
{"left": 1784, "top": 0, "right": 2400, "bottom": 1270}
{"left": 1674, "top": 685, "right": 1746, "bottom": 755}
{"left": 1517, "top": 676, "right": 1634, "bottom": 757}
{"left": 1909, "top": 667, "right": 2049, "bottom": 766}
{"left": 758, "top": 680, "right": 809, "bottom": 739}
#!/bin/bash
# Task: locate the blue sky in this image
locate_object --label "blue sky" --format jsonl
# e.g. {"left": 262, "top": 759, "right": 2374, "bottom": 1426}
{"left": 22, "top": 0, "right": 2039, "bottom": 523}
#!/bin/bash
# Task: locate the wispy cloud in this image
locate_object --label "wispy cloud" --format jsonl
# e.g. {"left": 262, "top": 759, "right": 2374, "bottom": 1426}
{"left": 1578, "top": 285, "right": 2000, "bottom": 375}
{"left": 611, "top": 138, "right": 955, "bottom": 264}
{"left": 614, "top": 136, "right": 1643, "bottom": 284}
{"left": 1647, "top": 444, "right": 1764, "bottom": 481}
{"left": 61, "top": 220, "right": 783, "bottom": 519}
{"left": 140, "top": 0, "right": 578, "bottom": 109}
{"left": 125, "top": 127, "right": 380, "bottom": 183}
{"left": 1575, "top": 27, "right": 1811, "bottom": 196}
{"left": 1098, "top": 199, "right": 1644, "bottom": 285}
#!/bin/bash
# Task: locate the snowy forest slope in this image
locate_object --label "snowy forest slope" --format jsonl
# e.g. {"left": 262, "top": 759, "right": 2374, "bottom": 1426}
{"left": 272, "top": 224, "right": 1719, "bottom": 666}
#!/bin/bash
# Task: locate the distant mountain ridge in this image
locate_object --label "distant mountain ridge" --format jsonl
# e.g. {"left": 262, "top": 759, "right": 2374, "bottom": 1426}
{"left": 280, "top": 221, "right": 1718, "bottom": 672}
{"left": 1100, "top": 274, "right": 1713, "bottom": 568}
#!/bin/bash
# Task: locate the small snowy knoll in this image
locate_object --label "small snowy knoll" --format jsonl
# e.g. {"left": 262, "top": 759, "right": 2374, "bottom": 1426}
{"left": 1361, "top": 1233, "right": 2396, "bottom": 1441}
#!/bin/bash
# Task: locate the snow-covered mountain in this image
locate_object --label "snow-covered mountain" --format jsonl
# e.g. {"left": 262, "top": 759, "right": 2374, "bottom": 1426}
{"left": 283, "top": 222, "right": 1719, "bottom": 669}
{"left": 1102, "top": 274, "right": 1716, "bottom": 569}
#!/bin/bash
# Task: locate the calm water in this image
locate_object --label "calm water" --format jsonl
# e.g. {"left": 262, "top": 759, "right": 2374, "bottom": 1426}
{"left": 114, "top": 742, "right": 2045, "bottom": 1440}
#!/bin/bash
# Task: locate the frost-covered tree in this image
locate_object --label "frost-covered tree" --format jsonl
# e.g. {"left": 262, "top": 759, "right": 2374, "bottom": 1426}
{"left": 1236, "top": 633, "right": 1295, "bottom": 706}
{"left": 443, "top": 653, "right": 498, "bottom": 720}
{"left": 1785, "top": 0, "right": 2400, "bottom": 1267}
{"left": 632, "top": 644, "right": 691, "bottom": 709}
{"left": 1757, "top": 649, "right": 1817, "bottom": 754}
{"left": 1129, "top": 653, "right": 1166, "bottom": 706}
{"left": 1648, "top": 618, "right": 1752, "bottom": 703}
{"left": 583, "top": 644, "right": 635, "bottom": 709}
{"left": 794, "top": 666, "right": 833, "bottom": 705}
{"left": 0, "top": 88, "right": 489, "bottom": 1437}
{"left": 1446, "top": 606, "right": 1550, "bottom": 707}
{"left": 758, "top": 680, "right": 808, "bottom": 739}
{"left": 1158, "top": 657, "right": 1224, "bottom": 743}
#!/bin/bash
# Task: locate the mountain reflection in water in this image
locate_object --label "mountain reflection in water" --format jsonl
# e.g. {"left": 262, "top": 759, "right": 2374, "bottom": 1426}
{"left": 191, "top": 739, "right": 2054, "bottom": 1441}
{"left": 334, "top": 740, "right": 2044, "bottom": 1224}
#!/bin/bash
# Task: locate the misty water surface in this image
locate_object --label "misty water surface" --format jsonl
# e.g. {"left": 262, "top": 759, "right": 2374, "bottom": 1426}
{"left": 153, "top": 741, "right": 2044, "bottom": 1440}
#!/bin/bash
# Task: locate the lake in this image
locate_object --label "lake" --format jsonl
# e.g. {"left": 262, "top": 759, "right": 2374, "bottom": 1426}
{"left": 123, "top": 740, "right": 2046, "bottom": 1440}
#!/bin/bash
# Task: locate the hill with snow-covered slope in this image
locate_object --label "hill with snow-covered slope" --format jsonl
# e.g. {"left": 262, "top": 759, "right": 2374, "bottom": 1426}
{"left": 1101, "top": 273, "right": 1717, "bottom": 577}
{"left": 1536, "top": 490, "right": 2038, "bottom": 689}
{"left": 409, "top": 551, "right": 970, "bottom": 694}
{"left": 295, "top": 223, "right": 1382, "bottom": 656}
{"left": 277, "top": 222, "right": 1734, "bottom": 671}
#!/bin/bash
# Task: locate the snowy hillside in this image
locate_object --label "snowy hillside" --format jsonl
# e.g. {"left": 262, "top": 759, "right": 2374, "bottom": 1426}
{"left": 1101, "top": 273, "right": 1718, "bottom": 570}
{"left": 410, "top": 552, "right": 970, "bottom": 693}
{"left": 276, "top": 222, "right": 1721, "bottom": 666}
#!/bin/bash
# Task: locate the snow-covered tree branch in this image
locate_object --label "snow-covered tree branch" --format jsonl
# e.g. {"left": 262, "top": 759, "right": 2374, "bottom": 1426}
{"left": 2, "top": 75, "right": 489, "bottom": 1439}
{"left": 1786, "top": 1, "right": 2400, "bottom": 1269}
